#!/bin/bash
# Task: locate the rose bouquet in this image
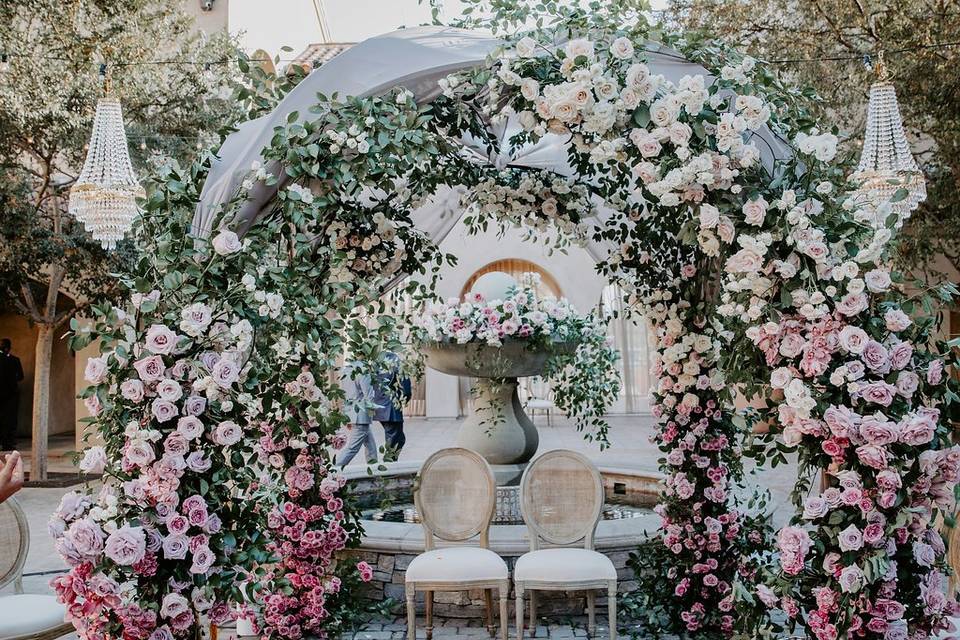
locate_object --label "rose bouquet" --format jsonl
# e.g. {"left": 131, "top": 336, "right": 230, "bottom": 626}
{"left": 413, "top": 274, "right": 621, "bottom": 442}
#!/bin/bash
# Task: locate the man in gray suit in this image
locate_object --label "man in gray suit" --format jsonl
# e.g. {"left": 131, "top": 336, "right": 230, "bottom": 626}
{"left": 371, "top": 353, "right": 412, "bottom": 462}
{"left": 337, "top": 363, "right": 379, "bottom": 467}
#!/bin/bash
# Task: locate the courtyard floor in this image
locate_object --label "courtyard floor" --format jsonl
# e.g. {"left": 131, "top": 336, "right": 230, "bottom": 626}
{"left": 6, "top": 414, "right": 799, "bottom": 639}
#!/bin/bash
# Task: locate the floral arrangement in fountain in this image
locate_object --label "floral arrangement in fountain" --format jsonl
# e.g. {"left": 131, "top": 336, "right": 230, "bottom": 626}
{"left": 417, "top": 273, "right": 589, "bottom": 348}
{"left": 414, "top": 273, "right": 622, "bottom": 442}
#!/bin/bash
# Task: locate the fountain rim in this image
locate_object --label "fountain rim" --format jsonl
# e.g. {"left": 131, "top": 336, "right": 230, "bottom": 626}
{"left": 344, "top": 460, "right": 664, "bottom": 555}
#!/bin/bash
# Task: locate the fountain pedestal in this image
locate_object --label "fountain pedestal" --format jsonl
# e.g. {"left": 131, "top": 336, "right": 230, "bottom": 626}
{"left": 423, "top": 341, "right": 571, "bottom": 486}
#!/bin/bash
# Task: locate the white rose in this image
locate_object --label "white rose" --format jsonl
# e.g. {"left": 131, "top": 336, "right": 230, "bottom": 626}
{"left": 742, "top": 197, "right": 768, "bottom": 226}
{"left": 515, "top": 36, "right": 537, "bottom": 58}
{"left": 564, "top": 38, "right": 595, "bottom": 61}
{"left": 770, "top": 367, "right": 793, "bottom": 389}
{"left": 211, "top": 230, "right": 242, "bottom": 255}
{"left": 520, "top": 78, "right": 539, "bottom": 101}
{"left": 609, "top": 37, "right": 634, "bottom": 60}
{"left": 699, "top": 204, "right": 720, "bottom": 230}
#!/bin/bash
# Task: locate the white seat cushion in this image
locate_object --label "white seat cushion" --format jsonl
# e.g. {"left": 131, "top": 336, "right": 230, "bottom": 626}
{"left": 405, "top": 547, "right": 508, "bottom": 583}
{"left": 0, "top": 594, "right": 69, "bottom": 639}
{"left": 514, "top": 548, "right": 616, "bottom": 583}
{"left": 526, "top": 400, "right": 554, "bottom": 409}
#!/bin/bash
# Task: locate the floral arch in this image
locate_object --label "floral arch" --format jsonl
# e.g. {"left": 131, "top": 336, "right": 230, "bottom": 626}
{"left": 57, "top": 4, "right": 960, "bottom": 640}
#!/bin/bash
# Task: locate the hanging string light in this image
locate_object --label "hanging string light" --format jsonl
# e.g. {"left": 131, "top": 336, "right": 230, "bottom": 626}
{"left": 851, "top": 52, "right": 926, "bottom": 227}
{"left": 68, "top": 63, "right": 144, "bottom": 249}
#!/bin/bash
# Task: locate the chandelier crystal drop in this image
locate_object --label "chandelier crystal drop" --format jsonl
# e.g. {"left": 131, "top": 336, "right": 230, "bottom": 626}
{"left": 851, "top": 80, "right": 926, "bottom": 227}
{"left": 68, "top": 97, "right": 144, "bottom": 249}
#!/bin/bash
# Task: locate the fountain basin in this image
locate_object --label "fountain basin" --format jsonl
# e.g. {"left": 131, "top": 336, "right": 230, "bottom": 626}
{"left": 341, "top": 460, "right": 662, "bottom": 619}
{"left": 421, "top": 342, "right": 575, "bottom": 470}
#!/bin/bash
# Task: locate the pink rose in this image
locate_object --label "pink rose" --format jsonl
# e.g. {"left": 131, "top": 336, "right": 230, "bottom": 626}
{"left": 160, "top": 593, "right": 190, "bottom": 619}
{"left": 724, "top": 248, "right": 764, "bottom": 274}
{"left": 124, "top": 440, "right": 156, "bottom": 468}
{"left": 824, "top": 405, "right": 860, "bottom": 439}
{"left": 162, "top": 534, "right": 189, "bottom": 560}
{"left": 742, "top": 196, "right": 768, "bottom": 226}
{"left": 120, "top": 379, "right": 146, "bottom": 402}
{"left": 859, "top": 413, "right": 898, "bottom": 445}
{"left": 898, "top": 409, "right": 938, "bottom": 446}
{"left": 212, "top": 420, "right": 241, "bottom": 446}
{"left": 836, "top": 292, "right": 868, "bottom": 317}
{"left": 151, "top": 398, "right": 179, "bottom": 423}
{"left": 859, "top": 382, "right": 896, "bottom": 407}
{"left": 84, "top": 355, "right": 109, "bottom": 384}
{"left": 865, "top": 269, "right": 891, "bottom": 292}
{"left": 356, "top": 561, "right": 374, "bottom": 582}
{"left": 838, "top": 326, "right": 869, "bottom": 354}
{"left": 863, "top": 523, "right": 885, "bottom": 546}
{"left": 838, "top": 524, "right": 863, "bottom": 551}
{"left": 134, "top": 355, "right": 166, "bottom": 383}
{"left": 78, "top": 446, "right": 107, "bottom": 474}
{"left": 166, "top": 514, "right": 189, "bottom": 535}
{"left": 190, "top": 545, "right": 216, "bottom": 574}
{"left": 884, "top": 308, "right": 912, "bottom": 332}
{"left": 65, "top": 518, "right": 105, "bottom": 558}
{"left": 177, "top": 416, "right": 204, "bottom": 440}
{"left": 104, "top": 525, "right": 146, "bottom": 566}
{"left": 83, "top": 395, "right": 102, "bottom": 417}
{"left": 895, "top": 371, "right": 919, "bottom": 398}
{"left": 888, "top": 342, "right": 913, "bottom": 371}
{"left": 856, "top": 444, "right": 889, "bottom": 469}
{"left": 145, "top": 324, "right": 179, "bottom": 355}
{"left": 927, "top": 360, "right": 944, "bottom": 385}
{"left": 861, "top": 340, "right": 890, "bottom": 373}
{"left": 211, "top": 356, "right": 240, "bottom": 388}
{"left": 776, "top": 526, "right": 811, "bottom": 575}
{"left": 163, "top": 432, "right": 189, "bottom": 456}
{"left": 802, "top": 496, "right": 829, "bottom": 520}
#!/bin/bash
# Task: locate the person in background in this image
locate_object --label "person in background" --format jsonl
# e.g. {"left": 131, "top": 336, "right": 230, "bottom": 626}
{"left": 372, "top": 352, "right": 412, "bottom": 462}
{"left": 0, "top": 450, "right": 23, "bottom": 503}
{"left": 336, "top": 362, "right": 379, "bottom": 467}
{"left": 0, "top": 338, "right": 24, "bottom": 452}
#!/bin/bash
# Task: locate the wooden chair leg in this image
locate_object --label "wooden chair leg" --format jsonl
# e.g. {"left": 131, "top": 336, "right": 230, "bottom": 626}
{"left": 587, "top": 591, "right": 596, "bottom": 637}
{"left": 515, "top": 586, "right": 524, "bottom": 640}
{"left": 425, "top": 590, "right": 434, "bottom": 640}
{"left": 406, "top": 586, "right": 416, "bottom": 640}
{"left": 529, "top": 590, "right": 537, "bottom": 635}
{"left": 484, "top": 588, "right": 494, "bottom": 637}
{"left": 499, "top": 583, "right": 509, "bottom": 640}
{"left": 608, "top": 584, "right": 617, "bottom": 640}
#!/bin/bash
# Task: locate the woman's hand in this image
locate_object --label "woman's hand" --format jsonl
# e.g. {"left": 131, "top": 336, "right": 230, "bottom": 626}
{"left": 0, "top": 451, "right": 24, "bottom": 504}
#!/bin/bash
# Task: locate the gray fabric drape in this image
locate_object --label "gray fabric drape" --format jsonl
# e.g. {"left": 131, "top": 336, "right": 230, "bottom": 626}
{"left": 193, "top": 27, "right": 796, "bottom": 273}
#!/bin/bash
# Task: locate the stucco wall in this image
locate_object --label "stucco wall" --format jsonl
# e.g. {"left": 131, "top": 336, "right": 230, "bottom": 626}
{"left": 0, "top": 313, "right": 76, "bottom": 439}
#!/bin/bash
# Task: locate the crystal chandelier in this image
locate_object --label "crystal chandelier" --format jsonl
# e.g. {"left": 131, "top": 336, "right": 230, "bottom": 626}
{"left": 851, "top": 56, "right": 925, "bottom": 227}
{"left": 68, "top": 70, "right": 143, "bottom": 250}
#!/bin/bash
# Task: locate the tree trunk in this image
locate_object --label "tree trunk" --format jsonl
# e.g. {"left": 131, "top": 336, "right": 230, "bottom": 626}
{"left": 31, "top": 323, "right": 54, "bottom": 481}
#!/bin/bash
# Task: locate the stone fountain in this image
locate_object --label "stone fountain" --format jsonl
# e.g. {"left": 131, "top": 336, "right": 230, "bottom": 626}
{"left": 421, "top": 271, "right": 571, "bottom": 485}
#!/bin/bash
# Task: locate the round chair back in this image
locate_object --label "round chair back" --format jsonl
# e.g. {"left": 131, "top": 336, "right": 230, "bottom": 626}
{"left": 0, "top": 497, "right": 29, "bottom": 592}
{"left": 520, "top": 450, "right": 604, "bottom": 547}
{"left": 415, "top": 448, "right": 496, "bottom": 544}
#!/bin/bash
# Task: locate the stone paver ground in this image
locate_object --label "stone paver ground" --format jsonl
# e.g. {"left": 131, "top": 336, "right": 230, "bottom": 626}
{"left": 5, "top": 415, "right": 797, "bottom": 639}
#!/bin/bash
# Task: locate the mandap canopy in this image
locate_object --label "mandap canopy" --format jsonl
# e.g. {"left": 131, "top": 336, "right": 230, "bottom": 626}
{"left": 54, "top": 3, "right": 960, "bottom": 640}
